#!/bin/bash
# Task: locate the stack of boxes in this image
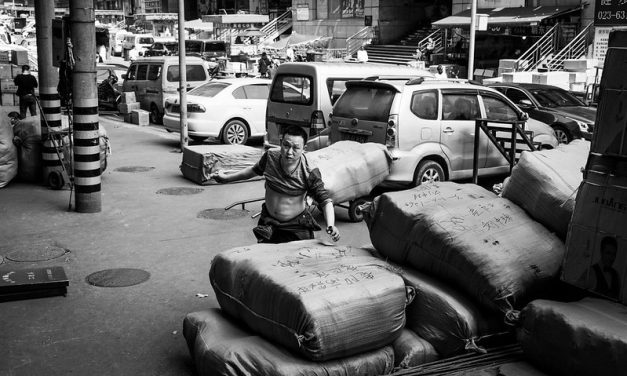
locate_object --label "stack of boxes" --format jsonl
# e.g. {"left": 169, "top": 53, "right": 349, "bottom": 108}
{"left": 0, "top": 46, "right": 30, "bottom": 107}
{"left": 118, "top": 91, "right": 140, "bottom": 123}
{"left": 563, "top": 58, "right": 599, "bottom": 94}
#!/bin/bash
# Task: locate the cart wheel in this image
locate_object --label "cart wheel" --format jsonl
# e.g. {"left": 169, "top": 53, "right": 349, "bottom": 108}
{"left": 348, "top": 197, "right": 369, "bottom": 223}
{"left": 48, "top": 171, "right": 65, "bottom": 190}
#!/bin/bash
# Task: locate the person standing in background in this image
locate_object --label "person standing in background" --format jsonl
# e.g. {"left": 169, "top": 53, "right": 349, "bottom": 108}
{"left": 14, "top": 65, "right": 38, "bottom": 119}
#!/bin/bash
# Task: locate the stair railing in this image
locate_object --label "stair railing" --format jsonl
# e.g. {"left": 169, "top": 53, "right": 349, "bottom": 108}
{"left": 259, "top": 10, "right": 293, "bottom": 45}
{"left": 417, "top": 29, "right": 444, "bottom": 52}
{"left": 514, "top": 23, "right": 561, "bottom": 72}
{"left": 346, "top": 26, "right": 373, "bottom": 57}
{"left": 546, "top": 22, "right": 594, "bottom": 71}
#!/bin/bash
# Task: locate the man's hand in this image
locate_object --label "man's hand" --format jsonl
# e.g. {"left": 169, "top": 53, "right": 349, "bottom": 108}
{"left": 326, "top": 226, "right": 340, "bottom": 242}
{"left": 212, "top": 171, "right": 229, "bottom": 183}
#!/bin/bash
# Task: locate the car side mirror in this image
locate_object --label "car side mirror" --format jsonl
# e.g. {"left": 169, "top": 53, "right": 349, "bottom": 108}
{"left": 518, "top": 99, "right": 533, "bottom": 108}
{"left": 121, "top": 74, "right": 127, "bottom": 80}
{"left": 520, "top": 112, "right": 529, "bottom": 121}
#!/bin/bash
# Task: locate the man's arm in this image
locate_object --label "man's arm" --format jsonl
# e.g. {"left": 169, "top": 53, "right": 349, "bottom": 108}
{"left": 213, "top": 166, "right": 257, "bottom": 183}
{"left": 320, "top": 200, "right": 340, "bottom": 242}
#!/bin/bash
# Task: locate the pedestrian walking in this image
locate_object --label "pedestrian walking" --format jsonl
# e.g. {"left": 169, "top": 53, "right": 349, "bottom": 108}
{"left": 425, "top": 37, "right": 435, "bottom": 64}
{"left": 14, "top": 64, "right": 38, "bottom": 119}
{"left": 258, "top": 52, "right": 272, "bottom": 78}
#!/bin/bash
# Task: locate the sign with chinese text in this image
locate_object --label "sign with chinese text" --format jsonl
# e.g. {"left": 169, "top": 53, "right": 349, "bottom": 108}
{"left": 595, "top": 0, "right": 627, "bottom": 26}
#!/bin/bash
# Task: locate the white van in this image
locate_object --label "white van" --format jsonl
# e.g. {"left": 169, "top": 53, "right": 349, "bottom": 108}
{"left": 121, "top": 56, "right": 212, "bottom": 124}
{"left": 111, "top": 30, "right": 130, "bottom": 56}
{"left": 122, "top": 34, "right": 155, "bottom": 57}
{"left": 265, "top": 62, "right": 433, "bottom": 149}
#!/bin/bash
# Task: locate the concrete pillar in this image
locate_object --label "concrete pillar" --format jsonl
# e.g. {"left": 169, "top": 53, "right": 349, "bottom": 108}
{"left": 70, "top": 0, "right": 101, "bottom": 213}
{"left": 34, "top": 0, "right": 62, "bottom": 186}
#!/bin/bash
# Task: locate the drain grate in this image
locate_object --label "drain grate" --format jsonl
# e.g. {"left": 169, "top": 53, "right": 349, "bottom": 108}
{"left": 86, "top": 268, "right": 150, "bottom": 288}
{"left": 197, "top": 208, "right": 250, "bottom": 220}
{"left": 157, "top": 187, "right": 204, "bottom": 196}
{"left": 5, "top": 246, "right": 69, "bottom": 262}
{"left": 115, "top": 166, "right": 155, "bottom": 173}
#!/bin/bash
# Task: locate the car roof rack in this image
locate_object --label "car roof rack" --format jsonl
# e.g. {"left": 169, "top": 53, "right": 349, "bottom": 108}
{"left": 363, "top": 75, "right": 425, "bottom": 81}
{"left": 406, "top": 78, "right": 484, "bottom": 86}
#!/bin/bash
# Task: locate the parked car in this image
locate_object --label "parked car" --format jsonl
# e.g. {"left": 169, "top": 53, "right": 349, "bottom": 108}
{"left": 163, "top": 77, "right": 271, "bottom": 144}
{"left": 144, "top": 41, "right": 179, "bottom": 57}
{"left": 329, "top": 78, "right": 559, "bottom": 186}
{"left": 121, "top": 56, "right": 212, "bottom": 124}
{"left": 122, "top": 34, "right": 155, "bottom": 57}
{"left": 184, "top": 39, "right": 230, "bottom": 60}
{"left": 488, "top": 82, "right": 596, "bottom": 143}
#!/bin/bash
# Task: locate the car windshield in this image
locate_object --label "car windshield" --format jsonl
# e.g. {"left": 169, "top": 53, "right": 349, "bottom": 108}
{"left": 529, "top": 87, "right": 584, "bottom": 108}
{"left": 166, "top": 64, "right": 208, "bottom": 82}
{"left": 189, "top": 82, "right": 231, "bottom": 97}
{"left": 204, "top": 42, "right": 226, "bottom": 51}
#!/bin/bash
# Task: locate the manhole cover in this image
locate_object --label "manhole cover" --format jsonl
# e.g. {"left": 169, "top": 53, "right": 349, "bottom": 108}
{"left": 86, "top": 268, "right": 150, "bottom": 288}
{"left": 197, "top": 208, "right": 250, "bottom": 220}
{"left": 5, "top": 246, "right": 69, "bottom": 262}
{"left": 157, "top": 187, "right": 204, "bottom": 195}
{"left": 115, "top": 166, "right": 155, "bottom": 173}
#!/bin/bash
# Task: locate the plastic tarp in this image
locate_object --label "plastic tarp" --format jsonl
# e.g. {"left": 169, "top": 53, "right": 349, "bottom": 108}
{"left": 392, "top": 329, "right": 439, "bottom": 370}
{"left": 210, "top": 240, "right": 409, "bottom": 361}
{"left": 183, "top": 309, "right": 395, "bottom": 376}
{"left": 518, "top": 298, "right": 627, "bottom": 376}
{"left": 306, "top": 141, "right": 391, "bottom": 203}
{"left": 0, "top": 118, "right": 17, "bottom": 188}
{"left": 12, "top": 116, "right": 42, "bottom": 183}
{"left": 364, "top": 182, "right": 566, "bottom": 319}
{"left": 180, "top": 144, "right": 263, "bottom": 185}
{"left": 502, "top": 140, "right": 589, "bottom": 239}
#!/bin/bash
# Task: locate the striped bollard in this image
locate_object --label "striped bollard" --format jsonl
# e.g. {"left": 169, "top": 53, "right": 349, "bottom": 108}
{"left": 40, "top": 91, "right": 68, "bottom": 189}
{"left": 73, "top": 97, "right": 101, "bottom": 213}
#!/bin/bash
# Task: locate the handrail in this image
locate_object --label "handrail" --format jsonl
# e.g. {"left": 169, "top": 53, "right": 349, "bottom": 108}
{"left": 472, "top": 118, "right": 537, "bottom": 184}
{"left": 546, "top": 22, "right": 594, "bottom": 71}
{"left": 346, "top": 26, "right": 373, "bottom": 57}
{"left": 417, "top": 29, "right": 444, "bottom": 51}
{"left": 258, "top": 10, "right": 293, "bottom": 44}
{"left": 514, "top": 23, "right": 560, "bottom": 72}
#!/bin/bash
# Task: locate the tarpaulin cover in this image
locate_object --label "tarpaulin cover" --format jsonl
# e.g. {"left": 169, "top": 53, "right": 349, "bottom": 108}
{"left": 0, "top": 119, "right": 17, "bottom": 188}
{"left": 180, "top": 144, "right": 263, "bottom": 185}
{"left": 365, "top": 182, "right": 566, "bottom": 317}
{"left": 12, "top": 116, "right": 42, "bottom": 183}
{"left": 209, "top": 240, "right": 409, "bottom": 361}
{"left": 402, "top": 267, "right": 507, "bottom": 357}
{"left": 183, "top": 309, "right": 395, "bottom": 376}
{"left": 518, "top": 298, "right": 627, "bottom": 376}
{"left": 502, "top": 140, "right": 589, "bottom": 239}
{"left": 306, "top": 141, "right": 391, "bottom": 203}
{"left": 392, "top": 329, "right": 439, "bottom": 370}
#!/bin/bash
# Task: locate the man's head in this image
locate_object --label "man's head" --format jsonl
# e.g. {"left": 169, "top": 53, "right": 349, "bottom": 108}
{"left": 261, "top": 52, "right": 267, "bottom": 57}
{"left": 600, "top": 236, "right": 618, "bottom": 268}
{"left": 280, "top": 125, "right": 308, "bottom": 161}
{"left": 22, "top": 65, "right": 30, "bottom": 74}
{"left": 437, "top": 65, "right": 444, "bottom": 74}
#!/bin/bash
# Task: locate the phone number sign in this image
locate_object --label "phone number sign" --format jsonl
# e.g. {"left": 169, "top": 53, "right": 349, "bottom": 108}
{"left": 596, "top": 0, "right": 627, "bottom": 25}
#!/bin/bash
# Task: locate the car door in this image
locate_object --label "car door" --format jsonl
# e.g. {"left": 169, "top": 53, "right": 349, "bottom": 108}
{"left": 122, "top": 63, "right": 137, "bottom": 94}
{"left": 145, "top": 64, "right": 162, "bottom": 111}
{"left": 501, "top": 87, "right": 548, "bottom": 124}
{"left": 480, "top": 92, "right": 524, "bottom": 168}
{"left": 134, "top": 63, "right": 150, "bottom": 109}
{"left": 242, "top": 83, "right": 270, "bottom": 134}
{"left": 439, "top": 89, "right": 483, "bottom": 173}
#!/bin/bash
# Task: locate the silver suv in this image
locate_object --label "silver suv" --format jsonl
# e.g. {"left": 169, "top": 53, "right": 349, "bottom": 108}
{"left": 329, "top": 78, "right": 559, "bottom": 186}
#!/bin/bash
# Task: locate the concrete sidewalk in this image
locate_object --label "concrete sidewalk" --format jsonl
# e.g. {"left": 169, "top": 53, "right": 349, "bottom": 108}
{"left": 0, "top": 114, "right": 370, "bottom": 375}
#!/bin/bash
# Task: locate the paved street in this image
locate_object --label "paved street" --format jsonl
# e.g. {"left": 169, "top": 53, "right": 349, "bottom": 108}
{"left": 0, "top": 113, "right": 371, "bottom": 375}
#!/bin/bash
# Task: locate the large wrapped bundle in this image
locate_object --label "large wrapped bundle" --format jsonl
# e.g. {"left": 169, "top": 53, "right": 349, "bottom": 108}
{"left": 210, "top": 240, "right": 409, "bottom": 361}
{"left": 183, "top": 309, "right": 395, "bottom": 376}
{"left": 519, "top": 298, "right": 627, "bottom": 376}
{"left": 306, "top": 141, "right": 391, "bottom": 203}
{"left": 12, "top": 116, "right": 42, "bottom": 183}
{"left": 0, "top": 118, "right": 18, "bottom": 188}
{"left": 180, "top": 144, "right": 263, "bottom": 185}
{"left": 402, "top": 267, "right": 507, "bottom": 357}
{"left": 391, "top": 329, "right": 439, "bottom": 369}
{"left": 502, "top": 140, "right": 589, "bottom": 239}
{"left": 365, "top": 182, "right": 565, "bottom": 317}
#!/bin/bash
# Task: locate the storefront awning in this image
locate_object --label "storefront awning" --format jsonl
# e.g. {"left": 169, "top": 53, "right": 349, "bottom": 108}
{"left": 432, "top": 6, "right": 581, "bottom": 28}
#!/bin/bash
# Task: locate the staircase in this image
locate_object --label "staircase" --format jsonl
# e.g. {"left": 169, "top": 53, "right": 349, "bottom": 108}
{"left": 259, "top": 10, "right": 293, "bottom": 45}
{"left": 545, "top": 22, "right": 594, "bottom": 71}
{"left": 365, "top": 28, "right": 444, "bottom": 65}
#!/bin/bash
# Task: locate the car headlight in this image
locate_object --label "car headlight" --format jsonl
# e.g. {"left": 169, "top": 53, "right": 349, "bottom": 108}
{"left": 571, "top": 119, "right": 593, "bottom": 133}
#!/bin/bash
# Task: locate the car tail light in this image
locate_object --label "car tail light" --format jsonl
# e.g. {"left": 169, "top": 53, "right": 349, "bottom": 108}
{"left": 386, "top": 115, "right": 399, "bottom": 148}
{"left": 310, "top": 110, "right": 325, "bottom": 136}
{"left": 187, "top": 103, "right": 206, "bottom": 113}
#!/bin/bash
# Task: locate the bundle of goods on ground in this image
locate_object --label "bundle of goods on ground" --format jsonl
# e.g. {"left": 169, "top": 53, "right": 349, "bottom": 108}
{"left": 0, "top": 116, "right": 17, "bottom": 187}
{"left": 180, "top": 144, "right": 263, "bottom": 185}
{"left": 501, "top": 140, "right": 589, "bottom": 240}
{"left": 185, "top": 240, "right": 443, "bottom": 375}
{"left": 305, "top": 140, "right": 391, "bottom": 204}
{"left": 364, "top": 181, "right": 565, "bottom": 319}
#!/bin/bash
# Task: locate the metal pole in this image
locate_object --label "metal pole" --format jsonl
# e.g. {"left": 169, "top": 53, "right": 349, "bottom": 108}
{"left": 34, "top": 0, "right": 61, "bottom": 183}
{"left": 468, "top": 0, "right": 477, "bottom": 80}
{"left": 70, "top": 0, "right": 101, "bottom": 213}
{"left": 472, "top": 120, "right": 480, "bottom": 185}
{"left": 178, "top": 0, "right": 188, "bottom": 150}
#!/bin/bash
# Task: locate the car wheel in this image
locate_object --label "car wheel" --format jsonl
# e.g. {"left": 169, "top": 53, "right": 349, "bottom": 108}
{"left": 553, "top": 125, "right": 572, "bottom": 144}
{"left": 222, "top": 120, "right": 249, "bottom": 145}
{"left": 348, "top": 196, "right": 370, "bottom": 223}
{"left": 413, "top": 160, "right": 445, "bottom": 186}
{"left": 150, "top": 104, "right": 163, "bottom": 125}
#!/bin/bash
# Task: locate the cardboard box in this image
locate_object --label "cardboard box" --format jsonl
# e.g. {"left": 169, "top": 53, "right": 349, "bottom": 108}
{"left": 562, "top": 167, "right": 627, "bottom": 303}
{"left": 11, "top": 64, "right": 21, "bottom": 78}
{"left": 2, "top": 92, "right": 14, "bottom": 105}
{"left": 123, "top": 113, "right": 133, "bottom": 123}
{"left": 121, "top": 91, "right": 136, "bottom": 103}
{"left": 498, "top": 59, "right": 518, "bottom": 69}
{"left": 0, "top": 50, "right": 10, "bottom": 63}
{"left": 0, "top": 79, "right": 17, "bottom": 93}
{"left": 532, "top": 72, "right": 570, "bottom": 90}
{"left": 118, "top": 102, "right": 140, "bottom": 114}
{"left": 568, "top": 72, "right": 588, "bottom": 83}
{"left": 497, "top": 67, "right": 514, "bottom": 77}
{"left": 10, "top": 47, "right": 29, "bottom": 66}
{"left": 0, "top": 63, "right": 12, "bottom": 79}
{"left": 131, "top": 109, "right": 149, "bottom": 126}
{"left": 563, "top": 58, "right": 598, "bottom": 72}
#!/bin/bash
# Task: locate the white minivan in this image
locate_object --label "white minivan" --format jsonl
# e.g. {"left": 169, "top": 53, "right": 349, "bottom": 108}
{"left": 121, "top": 56, "right": 212, "bottom": 124}
{"left": 265, "top": 62, "right": 433, "bottom": 150}
{"left": 122, "top": 34, "right": 155, "bottom": 58}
